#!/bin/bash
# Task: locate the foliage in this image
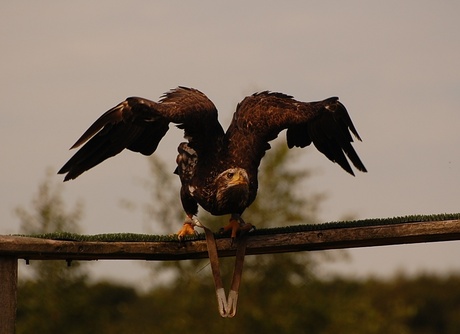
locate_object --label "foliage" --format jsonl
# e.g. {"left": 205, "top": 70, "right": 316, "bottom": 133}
{"left": 15, "top": 169, "right": 85, "bottom": 284}
{"left": 15, "top": 169, "right": 88, "bottom": 333}
{"left": 15, "top": 168, "right": 83, "bottom": 235}
{"left": 13, "top": 155, "right": 460, "bottom": 333}
{"left": 16, "top": 271, "right": 460, "bottom": 334}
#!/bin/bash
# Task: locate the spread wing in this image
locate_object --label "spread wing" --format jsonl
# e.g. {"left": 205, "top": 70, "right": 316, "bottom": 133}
{"left": 226, "top": 91, "right": 367, "bottom": 176}
{"left": 58, "top": 87, "right": 224, "bottom": 181}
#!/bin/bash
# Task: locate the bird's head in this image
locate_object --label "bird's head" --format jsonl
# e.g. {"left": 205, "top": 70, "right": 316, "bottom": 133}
{"left": 215, "top": 168, "right": 250, "bottom": 212}
{"left": 217, "top": 168, "right": 249, "bottom": 187}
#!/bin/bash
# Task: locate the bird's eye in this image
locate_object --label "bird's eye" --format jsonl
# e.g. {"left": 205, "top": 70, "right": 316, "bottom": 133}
{"left": 226, "top": 172, "right": 234, "bottom": 179}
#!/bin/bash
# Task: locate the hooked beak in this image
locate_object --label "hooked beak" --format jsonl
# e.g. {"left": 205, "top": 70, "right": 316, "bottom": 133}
{"left": 228, "top": 170, "right": 249, "bottom": 186}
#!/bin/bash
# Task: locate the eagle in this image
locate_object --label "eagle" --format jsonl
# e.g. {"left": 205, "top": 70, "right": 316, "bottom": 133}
{"left": 59, "top": 86, "right": 366, "bottom": 233}
{"left": 58, "top": 87, "right": 366, "bottom": 316}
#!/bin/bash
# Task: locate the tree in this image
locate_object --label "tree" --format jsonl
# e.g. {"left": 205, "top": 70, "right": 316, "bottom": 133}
{"left": 15, "top": 169, "right": 90, "bottom": 334}
{"left": 16, "top": 169, "right": 83, "bottom": 235}
{"left": 13, "top": 160, "right": 460, "bottom": 333}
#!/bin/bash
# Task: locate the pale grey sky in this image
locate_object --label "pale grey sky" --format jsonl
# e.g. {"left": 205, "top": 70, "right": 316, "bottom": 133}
{"left": 2, "top": 1, "right": 460, "bottom": 284}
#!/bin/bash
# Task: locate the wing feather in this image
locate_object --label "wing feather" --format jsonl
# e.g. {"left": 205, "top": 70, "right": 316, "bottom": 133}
{"left": 228, "top": 92, "right": 366, "bottom": 176}
{"left": 58, "top": 87, "right": 223, "bottom": 181}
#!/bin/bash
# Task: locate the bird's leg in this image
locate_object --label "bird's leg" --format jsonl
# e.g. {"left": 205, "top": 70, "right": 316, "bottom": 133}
{"left": 220, "top": 214, "right": 255, "bottom": 243}
{"left": 176, "top": 214, "right": 200, "bottom": 242}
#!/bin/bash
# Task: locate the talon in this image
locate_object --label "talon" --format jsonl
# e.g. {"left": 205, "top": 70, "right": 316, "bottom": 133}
{"left": 220, "top": 217, "right": 254, "bottom": 240}
{"left": 176, "top": 222, "right": 197, "bottom": 242}
{"left": 220, "top": 219, "right": 240, "bottom": 239}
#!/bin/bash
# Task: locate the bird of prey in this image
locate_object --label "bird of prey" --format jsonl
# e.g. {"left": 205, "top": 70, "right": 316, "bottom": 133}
{"left": 59, "top": 86, "right": 366, "bottom": 230}
{"left": 58, "top": 86, "right": 367, "bottom": 316}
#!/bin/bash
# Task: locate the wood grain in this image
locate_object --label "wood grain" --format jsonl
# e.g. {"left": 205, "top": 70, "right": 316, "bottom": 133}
{"left": 1, "top": 219, "right": 459, "bottom": 261}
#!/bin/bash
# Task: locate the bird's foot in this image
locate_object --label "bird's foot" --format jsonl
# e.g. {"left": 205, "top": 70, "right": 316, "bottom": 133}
{"left": 219, "top": 216, "right": 255, "bottom": 244}
{"left": 176, "top": 216, "right": 203, "bottom": 243}
{"left": 177, "top": 222, "right": 196, "bottom": 241}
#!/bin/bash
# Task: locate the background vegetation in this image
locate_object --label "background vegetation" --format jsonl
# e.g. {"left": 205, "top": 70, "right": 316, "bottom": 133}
{"left": 14, "top": 144, "right": 460, "bottom": 333}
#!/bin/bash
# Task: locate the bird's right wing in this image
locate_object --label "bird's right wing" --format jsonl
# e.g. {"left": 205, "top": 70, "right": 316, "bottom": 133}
{"left": 58, "top": 87, "right": 224, "bottom": 181}
{"left": 226, "top": 92, "right": 366, "bottom": 176}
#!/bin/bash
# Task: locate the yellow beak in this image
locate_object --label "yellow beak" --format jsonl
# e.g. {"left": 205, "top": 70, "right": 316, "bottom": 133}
{"left": 228, "top": 171, "right": 248, "bottom": 186}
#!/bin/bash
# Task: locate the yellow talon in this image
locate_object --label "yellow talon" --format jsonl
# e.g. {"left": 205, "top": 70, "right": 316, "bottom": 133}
{"left": 220, "top": 219, "right": 254, "bottom": 239}
{"left": 177, "top": 222, "right": 197, "bottom": 240}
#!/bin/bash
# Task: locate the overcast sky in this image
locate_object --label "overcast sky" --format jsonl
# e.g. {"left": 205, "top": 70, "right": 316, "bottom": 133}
{"left": 2, "top": 1, "right": 460, "bottom": 284}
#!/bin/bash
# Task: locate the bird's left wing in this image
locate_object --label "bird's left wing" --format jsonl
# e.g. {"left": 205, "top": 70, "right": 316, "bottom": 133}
{"left": 226, "top": 91, "right": 367, "bottom": 175}
{"left": 58, "top": 87, "right": 224, "bottom": 181}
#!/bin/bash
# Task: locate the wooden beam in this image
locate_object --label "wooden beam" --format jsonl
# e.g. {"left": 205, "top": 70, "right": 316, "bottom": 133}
{"left": 0, "top": 257, "right": 18, "bottom": 334}
{"left": 0, "top": 219, "right": 459, "bottom": 261}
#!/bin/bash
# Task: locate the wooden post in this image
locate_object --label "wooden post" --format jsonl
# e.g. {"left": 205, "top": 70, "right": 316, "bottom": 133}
{"left": 0, "top": 257, "right": 18, "bottom": 334}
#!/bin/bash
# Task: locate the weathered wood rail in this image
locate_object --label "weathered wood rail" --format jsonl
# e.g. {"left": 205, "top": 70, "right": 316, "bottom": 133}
{"left": 1, "top": 218, "right": 460, "bottom": 333}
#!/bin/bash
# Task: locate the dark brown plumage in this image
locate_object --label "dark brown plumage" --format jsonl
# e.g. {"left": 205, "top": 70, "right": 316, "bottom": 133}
{"left": 58, "top": 87, "right": 366, "bottom": 234}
